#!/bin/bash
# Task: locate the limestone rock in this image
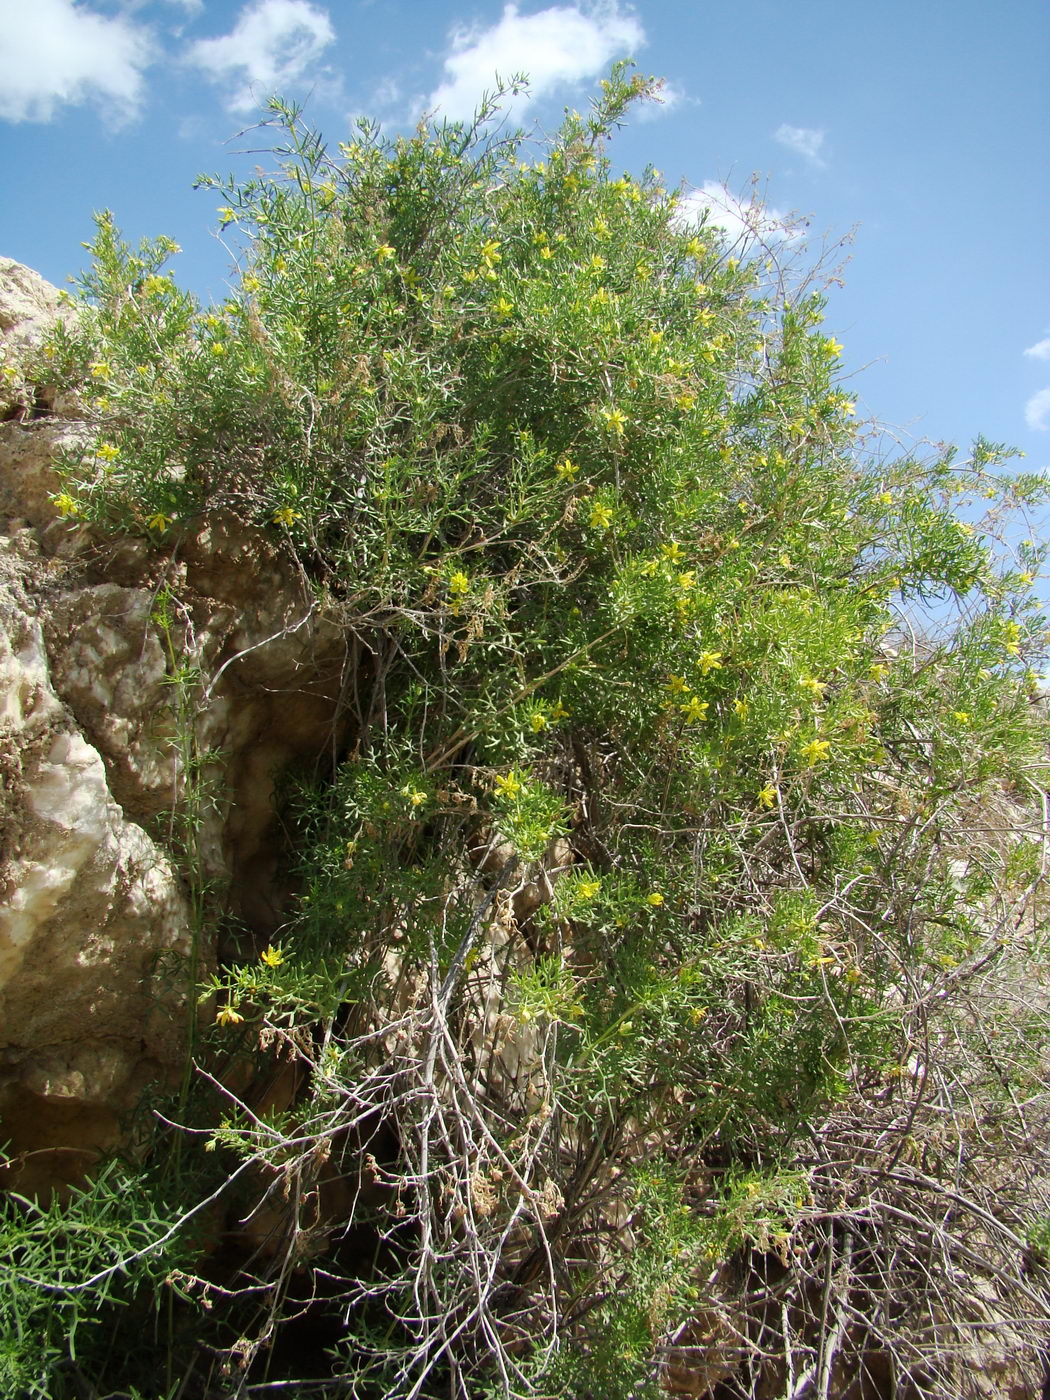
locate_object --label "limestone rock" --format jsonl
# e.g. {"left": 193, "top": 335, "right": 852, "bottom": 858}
{"left": 0, "top": 261, "right": 348, "bottom": 1196}
{"left": 0, "top": 257, "right": 74, "bottom": 421}
{"left": 0, "top": 545, "right": 191, "bottom": 1195}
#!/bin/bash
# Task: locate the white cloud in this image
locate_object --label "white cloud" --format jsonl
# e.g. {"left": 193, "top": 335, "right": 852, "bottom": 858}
{"left": 773, "top": 123, "right": 826, "bottom": 167}
{"left": 0, "top": 0, "right": 153, "bottom": 124}
{"left": 677, "top": 181, "right": 805, "bottom": 249}
{"left": 427, "top": 2, "right": 645, "bottom": 123}
{"left": 187, "top": 0, "right": 336, "bottom": 115}
{"left": 1023, "top": 337, "right": 1050, "bottom": 362}
{"left": 1025, "top": 387, "right": 1050, "bottom": 431}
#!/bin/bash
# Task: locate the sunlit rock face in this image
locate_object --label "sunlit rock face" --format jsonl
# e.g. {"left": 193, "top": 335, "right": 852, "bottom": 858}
{"left": 0, "top": 536, "right": 191, "bottom": 1195}
{"left": 0, "top": 260, "right": 346, "bottom": 1196}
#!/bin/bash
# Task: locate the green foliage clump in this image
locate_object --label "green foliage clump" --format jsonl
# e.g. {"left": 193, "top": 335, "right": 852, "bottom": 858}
{"left": 30, "top": 66, "right": 1050, "bottom": 1398}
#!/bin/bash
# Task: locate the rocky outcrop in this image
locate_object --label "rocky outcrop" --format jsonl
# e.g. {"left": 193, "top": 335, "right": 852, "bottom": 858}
{"left": 0, "top": 260, "right": 346, "bottom": 1196}
{"left": 0, "top": 532, "right": 190, "bottom": 1194}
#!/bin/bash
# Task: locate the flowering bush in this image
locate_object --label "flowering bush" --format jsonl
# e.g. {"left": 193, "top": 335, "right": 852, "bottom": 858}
{"left": 30, "top": 66, "right": 1050, "bottom": 1399}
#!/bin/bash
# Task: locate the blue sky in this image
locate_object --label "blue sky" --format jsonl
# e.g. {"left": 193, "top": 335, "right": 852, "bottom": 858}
{"left": 2, "top": 0, "right": 1049, "bottom": 476}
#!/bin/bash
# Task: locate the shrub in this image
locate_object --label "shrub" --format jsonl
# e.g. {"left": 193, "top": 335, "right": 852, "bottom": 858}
{"left": 35, "top": 66, "right": 1050, "bottom": 1397}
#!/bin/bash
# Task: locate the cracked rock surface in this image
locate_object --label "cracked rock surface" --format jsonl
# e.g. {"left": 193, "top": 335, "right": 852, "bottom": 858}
{"left": 0, "top": 261, "right": 345, "bottom": 1196}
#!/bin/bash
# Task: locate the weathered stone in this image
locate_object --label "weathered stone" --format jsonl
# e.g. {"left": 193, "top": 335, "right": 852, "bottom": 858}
{"left": 0, "top": 549, "right": 191, "bottom": 1195}
{"left": 0, "top": 261, "right": 348, "bottom": 1195}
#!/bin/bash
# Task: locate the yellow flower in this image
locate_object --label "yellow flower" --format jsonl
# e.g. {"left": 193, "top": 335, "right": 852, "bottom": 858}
{"left": 375, "top": 243, "right": 396, "bottom": 261}
{"left": 242, "top": 274, "right": 260, "bottom": 293}
{"left": 578, "top": 878, "right": 601, "bottom": 900}
{"left": 697, "top": 650, "right": 722, "bottom": 675}
{"left": 757, "top": 784, "right": 778, "bottom": 809}
{"left": 733, "top": 698, "right": 749, "bottom": 720}
{"left": 400, "top": 784, "right": 428, "bottom": 808}
{"left": 589, "top": 502, "right": 613, "bottom": 530}
{"left": 494, "top": 296, "right": 514, "bottom": 320}
{"left": 52, "top": 492, "right": 81, "bottom": 517}
{"left": 272, "top": 507, "right": 301, "bottom": 527}
{"left": 210, "top": 342, "right": 226, "bottom": 356}
{"left": 667, "top": 674, "right": 688, "bottom": 694}
{"left": 823, "top": 337, "right": 843, "bottom": 358}
{"left": 799, "top": 738, "right": 831, "bottom": 767}
{"left": 217, "top": 206, "right": 237, "bottom": 223}
{"left": 216, "top": 1004, "right": 244, "bottom": 1026}
{"left": 661, "top": 541, "right": 683, "bottom": 562}
{"left": 260, "top": 945, "right": 285, "bottom": 968}
{"left": 539, "top": 244, "right": 554, "bottom": 260}
{"left": 646, "top": 891, "right": 664, "bottom": 907}
{"left": 147, "top": 512, "right": 173, "bottom": 534}
{"left": 952, "top": 711, "right": 971, "bottom": 726}
{"left": 681, "top": 696, "right": 709, "bottom": 723}
{"left": 588, "top": 254, "right": 606, "bottom": 274}
{"left": 677, "top": 571, "right": 697, "bottom": 591}
{"left": 448, "top": 570, "right": 470, "bottom": 595}
{"left": 494, "top": 771, "right": 524, "bottom": 799}
{"left": 869, "top": 663, "right": 888, "bottom": 681}
{"left": 480, "top": 240, "right": 501, "bottom": 267}
{"left": 89, "top": 361, "right": 110, "bottom": 379}
{"left": 689, "top": 1005, "right": 707, "bottom": 1025}
{"left": 798, "top": 676, "right": 826, "bottom": 700}
{"left": 530, "top": 711, "right": 548, "bottom": 732}
{"left": 96, "top": 442, "right": 120, "bottom": 462}
{"left": 601, "top": 407, "right": 627, "bottom": 436}
{"left": 555, "top": 457, "right": 579, "bottom": 479}
{"left": 550, "top": 701, "right": 570, "bottom": 722}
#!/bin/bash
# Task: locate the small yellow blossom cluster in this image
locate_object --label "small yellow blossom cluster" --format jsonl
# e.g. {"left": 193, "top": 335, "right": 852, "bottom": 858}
{"left": 494, "top": 770, "right": 525, "bottom": 800}
{"left": 799, "top": 738, "right": 831, "bottom": 767}
{"left": 600, "top": 406, "right": 627, "bottom": 437}
{"left": 680, "top": 695, "right": 708, "bottom": 723}
{"left": 272, "top": 506, "right": 302, "bottom": 528}
{"left": 52, "top": 492, "right": 81, "bottom": 518}
{"left": 1001, "top": 619, "right": 1022, "bottom": 656}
